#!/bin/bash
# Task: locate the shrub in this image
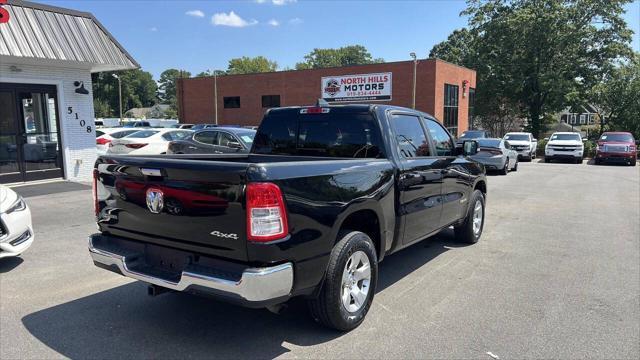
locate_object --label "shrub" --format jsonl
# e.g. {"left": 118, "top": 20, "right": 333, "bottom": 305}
{"left": 536, "top": 139, "right": 548, "bottom": 156}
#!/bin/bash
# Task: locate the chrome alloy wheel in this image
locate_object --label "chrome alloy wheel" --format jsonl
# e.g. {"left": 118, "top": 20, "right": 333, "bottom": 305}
{"left": 341, "top": 250, "right": 371, "bottom": 313}
{"left": 472, "top": 199, "right": 483, "bottom": 236}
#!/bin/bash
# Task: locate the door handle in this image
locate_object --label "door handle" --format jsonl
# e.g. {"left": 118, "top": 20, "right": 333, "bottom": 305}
{"left": 440, "top": 169, "right": 450, "bottom": 175}
{"left": 188, "top": 146, "right": 197, "bottom": 150}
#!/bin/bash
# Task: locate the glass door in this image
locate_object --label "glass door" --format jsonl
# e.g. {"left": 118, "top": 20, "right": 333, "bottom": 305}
{"left": 0, "top": 90, "right": 22, "bottom": 183}
{"left": 0, "top": 83, "right": 63, "bottom": 183}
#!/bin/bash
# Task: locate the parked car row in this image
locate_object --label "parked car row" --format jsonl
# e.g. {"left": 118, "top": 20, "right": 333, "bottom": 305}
{"left": 95, "top": 127, "right": 257, "bottom": 156}
{"left": 458, "top": 129, "right": 637, "bottom": 166}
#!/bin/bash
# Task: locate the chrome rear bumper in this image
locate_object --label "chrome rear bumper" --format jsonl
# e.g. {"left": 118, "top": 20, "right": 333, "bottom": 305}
{"left": 88, "top": 235, "right": 293, "bottom": 303}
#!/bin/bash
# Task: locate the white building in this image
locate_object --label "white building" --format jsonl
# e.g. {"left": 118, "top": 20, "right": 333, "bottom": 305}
{"left": 0, "top": 0, "right": 138, "bottom": 184}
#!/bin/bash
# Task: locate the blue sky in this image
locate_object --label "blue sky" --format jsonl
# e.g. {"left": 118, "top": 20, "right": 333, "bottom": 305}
{"left": 43, "top": 0, "right": 640, "bottom": 79}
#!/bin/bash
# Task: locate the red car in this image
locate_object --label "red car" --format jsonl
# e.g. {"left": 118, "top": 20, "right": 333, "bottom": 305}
{"left": 595, "top": 132, "right": 637, "bottom": 166}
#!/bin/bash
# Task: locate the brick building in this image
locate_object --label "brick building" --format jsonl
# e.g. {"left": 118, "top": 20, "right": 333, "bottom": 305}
{"left": 177, "top": 59, "right": 476, "bottom": 136}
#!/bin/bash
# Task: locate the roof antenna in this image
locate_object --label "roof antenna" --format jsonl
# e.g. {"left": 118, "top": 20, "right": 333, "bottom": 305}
{"left": 316, "top": 99, "right": 329, "bottom": 107}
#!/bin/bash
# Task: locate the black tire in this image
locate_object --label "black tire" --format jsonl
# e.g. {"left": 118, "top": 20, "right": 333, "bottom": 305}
{"left": 595, "top": 158, "right": 601, "bottom": 165}
{"left": 499, "top": 160, "right": 509, "bottom": 175}
{"left": 576, "top": 157, "right": 583, "bottom": 164}
{"left": 512, "top": 160, "right": 518, "bottom": 171}
{"left": 545, "top": 157, "right": 551, "bottom": 163}
{"left": 632, "top": 160, "right": 637, "bottom": 167}
{"left": 454, "top": 190, "right": 485, "bottom": 244}
{"left": 308, "top": 231, "right": 378, "bottom": 331}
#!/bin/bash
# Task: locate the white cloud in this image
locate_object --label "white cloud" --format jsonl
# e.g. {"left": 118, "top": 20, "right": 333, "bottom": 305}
{"left": 211, "top": 11, "right": 258, "bottom": 27}
{"left": 267, "top": 19, "right": 280, "bottom": 26}
{"left": 256, "top": 0, "right": 297, "bottom": 5}
{"left": 272, "top": 0, "right": 297, "bottom": 5}
{"left": 185, "top": 10, "right": 205, "bottom": 18}
{"left": 289, "top": 17, "right": 303, "bottom": 25}
{"left": 149, "top": 27, "right": 158, "bottom": 32}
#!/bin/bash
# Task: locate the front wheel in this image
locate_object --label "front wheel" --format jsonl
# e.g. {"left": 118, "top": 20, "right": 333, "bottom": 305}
{"left": 512, "top": 160, "right": 518, "bottom": 171}
{"left": 308, "top": 231, "right": 378, "bottom": 331}
{"left": 454, "top": 190, "right": 486, "bottom": 244}
{"left": 545, "top": 157, "right": 551, "bottom": 163}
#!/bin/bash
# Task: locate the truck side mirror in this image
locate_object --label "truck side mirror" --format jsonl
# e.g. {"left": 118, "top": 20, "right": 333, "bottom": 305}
{"left": 544, "top": 137, "right": 549, "bottom": 141}
{"left": 532, "top": 138, "right": 538, "bottom": 142}
{"left": 462, "top": 140, "right": 478, "bottom": 156}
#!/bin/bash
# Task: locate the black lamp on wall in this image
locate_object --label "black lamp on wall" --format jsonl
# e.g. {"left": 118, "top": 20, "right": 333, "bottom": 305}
{"left": 74, "top": 81, "right": 89, "bottom": 95}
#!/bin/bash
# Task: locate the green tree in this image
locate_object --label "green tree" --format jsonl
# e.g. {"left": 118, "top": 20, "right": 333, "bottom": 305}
{"left": 91, "top": 69, "right": 157, "bottom": 117}
{"left": 295, "top": 45, "right": 384, "bottom": 69}
{"left": 589, "top": 54, "right": 640, "bottom": 139}
{"left": 226, "top": 56, "right": 278, "bottom": 75}
{"left": 93, "top": 98, "right": 112, "bottom": 118}
{"left": 158, "top": 69, "right": 191, "bottom": 105}
{"left": 430, "top": 28, "right": 524, "bottom": 136}
{"left": 463, "top": 0, "right": 633, "bottom": 138}
{"left": 429, "top": 28, "right": 476, "bottom": 66}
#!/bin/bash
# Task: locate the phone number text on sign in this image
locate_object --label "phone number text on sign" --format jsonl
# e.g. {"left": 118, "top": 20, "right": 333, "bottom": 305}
{"left": 322, "top": 72, "right": 392, "bottom": 102}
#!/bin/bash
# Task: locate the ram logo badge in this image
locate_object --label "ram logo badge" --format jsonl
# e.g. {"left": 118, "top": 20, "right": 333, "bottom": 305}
{"left": 146, "top": 188, "right": 164, "bottom": 214}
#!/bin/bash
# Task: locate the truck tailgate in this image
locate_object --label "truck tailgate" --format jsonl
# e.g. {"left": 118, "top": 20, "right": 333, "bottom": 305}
{"left": 95, "top": 156, "right": 249, "bottom": 262}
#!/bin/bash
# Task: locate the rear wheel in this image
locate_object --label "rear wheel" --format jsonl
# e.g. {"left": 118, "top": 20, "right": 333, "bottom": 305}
{"left": 308, "top": 231, "right": 378, "bottom": 331}
{"left": 595, "top": 158, "right": 601, "bottom": 165}
{"left": 499, "top": 160, "right": 509, "bottom": 175}
{"left": 454, "top": 190, "right": 485, "bottom": 244}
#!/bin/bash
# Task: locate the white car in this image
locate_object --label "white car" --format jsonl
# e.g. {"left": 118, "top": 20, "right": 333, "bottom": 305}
{"left": 95, "top": 128, "right": 140, "bottom": 155}
{"left": 545, "top": 132, "right": 584, "bottom": 163}
{"left": 107, "top": 129, "right": 193, "bottom": 155}
{"left": 0, "top": 185, "right": 34, "bottom": 258}
{"left": 503, "top": 132, "right": 538, "bottom": 161}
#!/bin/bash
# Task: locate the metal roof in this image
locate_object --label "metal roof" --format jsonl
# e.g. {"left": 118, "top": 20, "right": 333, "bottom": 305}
{"left": 0, "top": 0, "right": 139, "bottom": 71}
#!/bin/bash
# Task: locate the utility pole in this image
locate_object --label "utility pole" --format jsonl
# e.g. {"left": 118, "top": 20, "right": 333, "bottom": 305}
{"left": 112, "top": 73, "right": 122, "bottom": 125}
{"left": 410, "top": 52, "right": 417, "bottom": 109}
{"left": 214, "top": 70, "right": 218, "bottom": 125}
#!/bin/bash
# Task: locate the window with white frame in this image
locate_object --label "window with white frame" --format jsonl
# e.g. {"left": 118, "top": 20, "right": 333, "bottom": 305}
{"left": 580, "top": 114, "right": 586, "bottom": 124}
{"left": 589, "top": 114, "right": 595, "bottom": 124}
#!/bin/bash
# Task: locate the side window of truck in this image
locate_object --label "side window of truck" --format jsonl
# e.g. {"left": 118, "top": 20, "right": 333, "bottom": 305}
{"left": 389, "top": 114, "right": 431, "bottom": 158}
{"left": 425, "top": 119, "right": 454, "bottom": 156}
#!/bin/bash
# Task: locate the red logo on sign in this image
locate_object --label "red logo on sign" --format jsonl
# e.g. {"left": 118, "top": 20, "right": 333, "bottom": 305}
{"left": 324, "top": 79, "right": 340, "bottom": 97}
{"left": 0, "top": 0, "right": 10, "bottom": 24}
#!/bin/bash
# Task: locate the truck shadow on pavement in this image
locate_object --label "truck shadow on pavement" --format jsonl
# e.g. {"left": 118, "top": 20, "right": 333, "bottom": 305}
{"left": 0, "top": 257, "right": 24, "bottom": 273}
{"left": 21, "top": 230, "right": 462, "bottom": 358}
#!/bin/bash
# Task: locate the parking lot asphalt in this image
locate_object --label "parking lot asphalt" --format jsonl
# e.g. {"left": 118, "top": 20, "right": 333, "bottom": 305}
{"left": 1, "top": 160, "right": 638, "bottom": 359}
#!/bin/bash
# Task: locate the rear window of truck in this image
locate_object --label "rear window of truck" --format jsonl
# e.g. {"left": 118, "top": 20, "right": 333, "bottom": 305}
{"left": 252, "top": 110, "right": 385, "bottom": 158}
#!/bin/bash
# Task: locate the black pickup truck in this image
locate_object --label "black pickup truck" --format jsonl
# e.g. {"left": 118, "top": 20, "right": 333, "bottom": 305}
{"left": 90, "top": 104, "right": 487, "bottom": 331}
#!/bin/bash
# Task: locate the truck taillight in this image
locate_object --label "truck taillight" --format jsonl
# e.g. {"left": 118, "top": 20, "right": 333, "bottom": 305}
{"left": 246, "top": 182, "right": 288, "bottom": 242}
{"left": 92, "top": 169, "right": 99, "bottom": 217}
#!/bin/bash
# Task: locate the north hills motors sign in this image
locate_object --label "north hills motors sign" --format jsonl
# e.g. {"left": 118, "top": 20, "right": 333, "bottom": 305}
{"left": 321, "top": 72, "right": 392, "bottom": 102}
